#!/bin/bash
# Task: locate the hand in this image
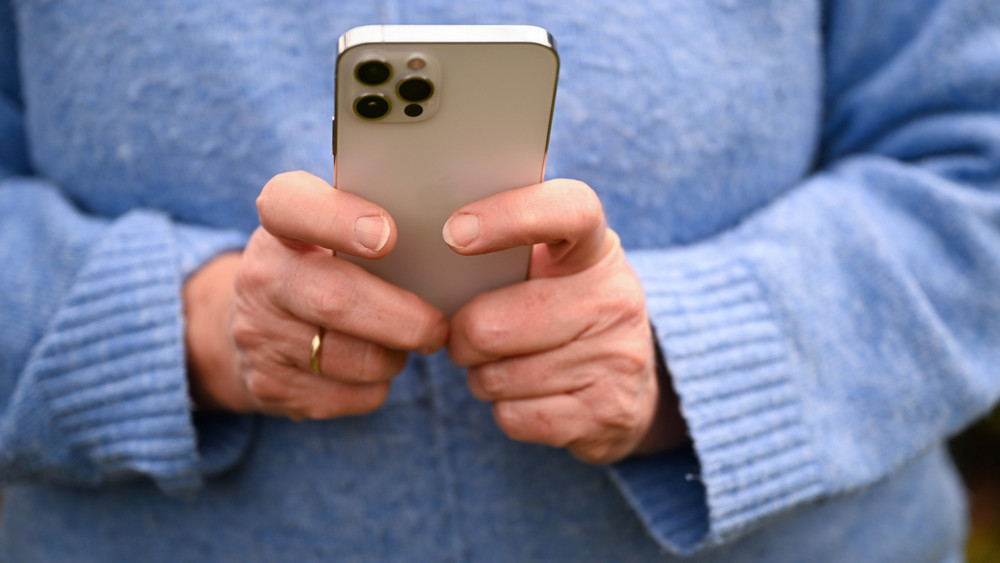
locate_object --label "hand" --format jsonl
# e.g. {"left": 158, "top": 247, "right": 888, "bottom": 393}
{"left": 184, "top": 171, "right": 447, "bottom": 419}
{"left": 444, "top": 179, "right": 687, "bottom": 463}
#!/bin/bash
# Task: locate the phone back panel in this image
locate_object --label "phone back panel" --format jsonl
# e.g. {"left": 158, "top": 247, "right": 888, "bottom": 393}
{"left": 334, "top": 26, "right": 559, "bottom": 316}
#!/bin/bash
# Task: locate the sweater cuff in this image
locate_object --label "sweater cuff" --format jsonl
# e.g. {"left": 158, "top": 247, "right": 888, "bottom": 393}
{"left": 173, "top": 220, "right": 248, "bottom": 281}
{"left": 612, "top": 252, "right": 824, "bottom": 553}
{"left": 26, "top": 211, "right": 249, "bottom": 493}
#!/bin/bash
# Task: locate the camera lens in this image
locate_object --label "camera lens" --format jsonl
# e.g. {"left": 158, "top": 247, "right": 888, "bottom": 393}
{"left": 354, "top": 94, "right": 390, "bottom": 120}
{"left": 397, "top": 77, "right": 434, "bottom": 103}
{"left": 355, "top": 60, "right": 391, "bottom": 85}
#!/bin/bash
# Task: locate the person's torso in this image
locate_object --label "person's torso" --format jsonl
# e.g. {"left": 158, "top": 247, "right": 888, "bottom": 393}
{"left": 16, "top": 0, "right": 821, "bottom": 245}
{"left": 4, "top": 1, "right": 967, "bottom": 561}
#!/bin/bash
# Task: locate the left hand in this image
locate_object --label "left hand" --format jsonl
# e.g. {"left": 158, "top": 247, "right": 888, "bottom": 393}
{"left": 444, "top": 179, "right": 687, "bottom": 464}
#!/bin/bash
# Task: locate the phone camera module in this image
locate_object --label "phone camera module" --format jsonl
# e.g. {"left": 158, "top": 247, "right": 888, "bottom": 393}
{"left": 398, "top": 77, "right": 434, "bottom": 103}
{"left": 355, "top": 94, "right": 391, "bottom": 120}
{"left": 355, "top": 60, "right": 391, "bottom": 86}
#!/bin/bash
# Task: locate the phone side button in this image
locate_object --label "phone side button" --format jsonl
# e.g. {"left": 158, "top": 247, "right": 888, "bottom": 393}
{"left": 331, "top": 116, "right": 336, "bottom": 155}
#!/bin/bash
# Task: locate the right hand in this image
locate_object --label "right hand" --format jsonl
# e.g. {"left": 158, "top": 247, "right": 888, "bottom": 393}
{"left": 184, "top": 171, "right": 447, "bottom": 419}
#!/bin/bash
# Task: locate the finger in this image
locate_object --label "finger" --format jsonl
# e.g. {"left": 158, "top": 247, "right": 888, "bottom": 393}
{"left": 269, "top": 245, "right": 448, "bottom": 354}
{"left": 448, "top": 247, "right": 642, "bottom": 366}
{"left": 442, "top": 179, "right": 612, "bottom": 276}
{"left": 449, "top": 277, "right": 583, "bottom": 366}
{"left": 245, "top": 365, "right": 391, "bottom": 420}
{"left": 466, "top": 315, "right": 651, "bottom": 401}
{"left": 491, "top": 394, "right": 586, "bottom": 450}
{"left": 234, "top": 302, "right": 400, "bottom": 383}
{"left": 466, "top": 341, "right": 602, "bottom": 401}
{"left": 493, "top": 390, "right": 647, "bottom": 464}
{"left": 290, "top": 323, "right": 409, "bottom": 384}
{"left": 257, "top": 170, "right": 397, "bottom": 257}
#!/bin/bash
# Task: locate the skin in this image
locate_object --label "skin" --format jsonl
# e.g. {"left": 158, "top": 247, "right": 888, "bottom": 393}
{"left": 185, "top": 171, "right": 687, "bottom": 461}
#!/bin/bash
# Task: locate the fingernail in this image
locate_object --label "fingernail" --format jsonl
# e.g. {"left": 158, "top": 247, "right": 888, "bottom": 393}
{"left": 443, "top": 213, "right": 480, "bottom": 248}
{"left": 354, "top": 215, "right": 390, "bottom": 252}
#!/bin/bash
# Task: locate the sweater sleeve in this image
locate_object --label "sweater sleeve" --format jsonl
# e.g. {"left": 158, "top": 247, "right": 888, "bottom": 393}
{"left": 609, "top": 0, "right": 1000, "bottom": 554}
{"left": 0, "top": 1, "right": 252, "bottom": 494}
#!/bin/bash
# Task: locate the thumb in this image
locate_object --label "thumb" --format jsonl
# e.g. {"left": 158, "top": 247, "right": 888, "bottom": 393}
{"left": 442, "top": 179, "right": 611, "bottom": 277}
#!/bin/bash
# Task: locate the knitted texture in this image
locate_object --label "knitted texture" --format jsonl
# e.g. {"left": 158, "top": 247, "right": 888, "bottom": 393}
{"left": 1, "top": 0, "right": 998, "bottom": 560}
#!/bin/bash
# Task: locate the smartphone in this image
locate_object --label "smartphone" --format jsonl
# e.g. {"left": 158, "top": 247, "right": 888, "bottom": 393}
{"left": 333, "top": 25, "right": 559, "bottom": 316}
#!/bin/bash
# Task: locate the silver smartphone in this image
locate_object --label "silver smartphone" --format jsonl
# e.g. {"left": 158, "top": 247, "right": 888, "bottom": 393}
{"left": 333, "top": 25, "right": 559, "bottom": 316}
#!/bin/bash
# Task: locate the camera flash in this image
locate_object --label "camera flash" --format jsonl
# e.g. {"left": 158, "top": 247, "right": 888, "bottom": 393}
{"left": 407, "top": 57, "right": 426, "bottom": 70}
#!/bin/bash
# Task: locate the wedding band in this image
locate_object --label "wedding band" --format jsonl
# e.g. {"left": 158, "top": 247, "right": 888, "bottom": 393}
{"left": 310, "top": 327, "right": 325, "bottom": 374}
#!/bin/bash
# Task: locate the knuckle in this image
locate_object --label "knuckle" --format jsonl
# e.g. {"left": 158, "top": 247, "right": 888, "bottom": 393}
{"left": 595, "top": 276, "right": 646, "bottom": 324}
{"left": 356, "top": 344, "right": 400, "bottom": 383}
{"left": 307, "top": 281, "right": 353, "bottom": 322}
{"left": 354, "top": 382, "right": 391, "bottom": 414}
{"left": 558, "top": 179, "right": 603, "bottom": 224}
{"left": 232, "top": 264, "right": 254, "bottom": 296}
{"left": 255, "top": 180, "right": 280, "bottom": 226}
{"left": 477, "top": 366, "right": 508, "bottom": 398}
{"left": 256, "top": 171, "right": 308, "bottom": 227}
{"left": 399, "top": 308, "right": 446, "bottom": 352}
{"left": 466, "top": 374, "right": 489, "bottom": 401}
{"left": 230, "top": 314, "right": 267, "bottom": 352}
{"left": 492, "top": 402, "right": 524, "bottom": 438}
{"left": 494, "top": 402, "right": 561, "bottom": 445}
{"left": 576, "top": 181, "right": 603, "bottom": 216}
{"left": 244, "top": 373, "right": 286, "bottom": 404}
{"left": 232, "top": 243, "right": 277, "bottom": 298}
{"left": 597, "top": 385, "right": 642, "bottom": 432}
{"left": 462, "top": 316, "right": 507, "bottom": 356}
{"left": 608, "top": 347, "right": 650, "bottom": 380}
{"left": 398, "top": 318, "right": 434, "bottom": 351}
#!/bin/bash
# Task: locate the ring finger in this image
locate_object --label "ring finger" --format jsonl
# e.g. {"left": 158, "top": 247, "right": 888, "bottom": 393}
{"left": 288, "top": 320, "right": 409, "bottom": 384}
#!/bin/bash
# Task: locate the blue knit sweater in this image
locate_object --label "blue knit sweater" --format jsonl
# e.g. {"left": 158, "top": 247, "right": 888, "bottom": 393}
{"left": 1, "top": 1, "right": 998, "bottom": 561}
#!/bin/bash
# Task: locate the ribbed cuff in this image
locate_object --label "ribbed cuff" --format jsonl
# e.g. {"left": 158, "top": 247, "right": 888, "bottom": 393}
{"left": 173, "top": 220, "right": 248, "bottom": 281}
{"left": 26, "top": 211, "right": 249, "bottom": 493}
{"left": 609, "top": 445, "right": 710, "bottom": 554}
{"left": 613, "top": 254, "right": 824, "bottom": 553}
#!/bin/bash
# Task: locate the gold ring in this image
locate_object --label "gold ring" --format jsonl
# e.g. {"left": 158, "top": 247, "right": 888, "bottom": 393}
{"left": 310, "top": 327, "right": 325, "bottom": 374}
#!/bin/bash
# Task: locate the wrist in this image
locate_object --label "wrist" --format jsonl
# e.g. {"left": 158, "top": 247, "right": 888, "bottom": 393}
{"left": 183, "top": 252, "right": 245, "bottom": 411}
{"left": 630, "top": 336, "right": 690, "bottom": 457}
